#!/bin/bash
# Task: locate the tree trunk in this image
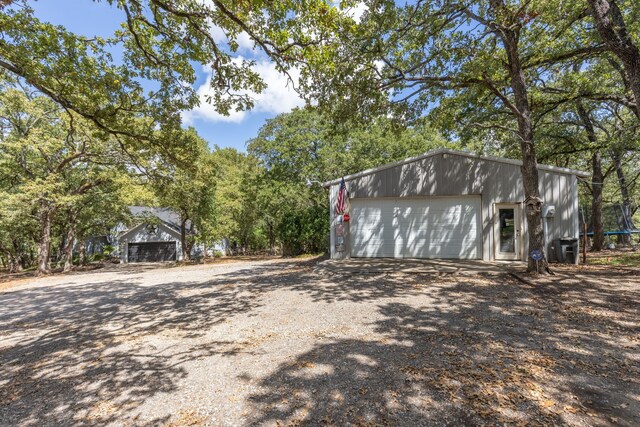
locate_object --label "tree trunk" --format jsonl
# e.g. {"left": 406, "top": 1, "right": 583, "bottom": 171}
{"left": 63, "top": 225, "right": 76, "bottom": 272}
{"left": 11, "top": 238, "right": 24, "bottom": 272}
{"left": 181, "top": 217, "right": 190, "bottom": 261}
{"left": 576, "top": 101, "right": 605, "bottom": 251}
{"left": 588, "top": 0, "right": 640, "bottom": 118}
{"left": 79, "top": 238, "right": 86, "bottom": 265}
{"left": 610, "top": 149, "right": 631, "bottom": 208}
{"left": 610, "top": 148, "right": 632, "bottom": 243}
{"left": 268, "top": 221, "right": 276, "bottom": 255}
{"left": 54, "top": 239, "right": 64, "bottom": 265}
{"left": 4, "top": 252, "right": 22, "bottom": 273}
{"left": 36, "top": 206, "right": 53, "bottom": 275}
{"left": 591, "top": 151, "right": 605, "bottom": 250}
{"left": 7, "top": 255, "right": 18, "bottom": 274}
{"left": 496, "top": 12, "right": 547, "bottom": 272}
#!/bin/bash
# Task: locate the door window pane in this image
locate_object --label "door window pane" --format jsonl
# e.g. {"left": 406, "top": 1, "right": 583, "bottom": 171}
{"left": 499, "top": 208, "right": 516, "bottom": 253}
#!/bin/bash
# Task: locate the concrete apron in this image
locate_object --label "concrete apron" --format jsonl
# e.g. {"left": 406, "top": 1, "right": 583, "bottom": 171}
{"left": 316, "top": 258, "right": 525, "bottom": 276}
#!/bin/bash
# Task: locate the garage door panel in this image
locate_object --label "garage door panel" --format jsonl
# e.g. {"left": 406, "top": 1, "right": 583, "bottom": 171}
{"left": 128, "top": 242, "right": 177, "bottom": 262}
{"left": 350, "top": 197, "right": 482, "bottom": 259}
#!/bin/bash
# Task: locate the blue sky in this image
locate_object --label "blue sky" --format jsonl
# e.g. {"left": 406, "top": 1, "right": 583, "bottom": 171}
{"left": 30, "top": 0, "right": 309, "bottom": 152}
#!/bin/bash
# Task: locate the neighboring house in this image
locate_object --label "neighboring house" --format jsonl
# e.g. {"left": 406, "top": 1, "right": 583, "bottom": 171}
{"left": 84, "top": 206, "right": 225, "bottom": 263}
{"left": 323, "top": 149, "right": 589, "bottom": 262}
{"left": 119, "top": 207, "right": 188, "bottom": 263}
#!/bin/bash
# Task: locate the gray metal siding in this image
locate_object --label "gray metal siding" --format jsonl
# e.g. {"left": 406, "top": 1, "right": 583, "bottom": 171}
{"left": 329, "top": 152, "right": 579, "bottom": 261}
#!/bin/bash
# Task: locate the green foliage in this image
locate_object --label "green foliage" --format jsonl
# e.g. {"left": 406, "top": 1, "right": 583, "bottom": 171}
{"left": 248, "top": 107, "right": 451, "bottom": 182}
{"left": 239, "top": 107, "right": 452, "bottom": 255}
{"left": 209, "top": 147, "right": 262, "bottom": 251}
{"left": 0, "top": 76, "right": 154, "bottom": 272}
{"left": 2, "top": 0, "right": 639, "bottom": 267}
{"left": 298, "top": 204, "right": 330, "bottom": 254}
{"left": 0, "top": 0, "right": 338, "bottom": 155}
{"left": 200, "top": 107, "right": 452, "bottom": 256}
{"left": 91, "top": 253, "right": 105, "bottom": 262}
{"left": 153, "top": 128, "right": 217, "bottom": 258}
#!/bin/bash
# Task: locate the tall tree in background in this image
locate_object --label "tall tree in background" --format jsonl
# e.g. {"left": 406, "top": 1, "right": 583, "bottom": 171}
{"left": 598, "top": 103, "right": 640, "bottom": 239}
{"left": 588, "top": 0, "right": 640, "bottom": 118}
{"left": 57, "top": 181, "right": 130, "bottom": 272}
{"left": 0, "top": 78, "right": 161, "bottom": 274}
{"left": 210, "top": 148, "right": 262, "bottom": 254}
{"left": 1, "top": 0, "right": 638, "bottom": 267}
{"left": 247, "top": 107, "right": 450, "bottom": 255}
{"left": 297, "top": 1, "right": 612, "bottom": 271}
{"left": 576, "top": 101, "right": 606, "bottom": 250}
{"left": 248, "top": 107, "right": 450, "bottom": 183}
{"left": 155, "top": 129, "right": 216, "bottom": 261}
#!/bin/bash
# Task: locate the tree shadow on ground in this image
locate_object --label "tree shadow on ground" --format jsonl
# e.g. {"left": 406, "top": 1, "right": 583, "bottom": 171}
{"left": 0, "top": 263, "right": 286, "bottom": 426}
{"left": 0, "top": 260, "right": 458, "bottom": 426}
{"left": 1, "top": 260, "right": 638, "bottom": 426}
{"left": 246, "top": 270, "right": 640, "bottom": 426}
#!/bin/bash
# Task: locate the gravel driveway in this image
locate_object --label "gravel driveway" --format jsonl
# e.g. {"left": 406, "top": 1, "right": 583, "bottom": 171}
{"left": 1, "top": 259, "right": 638, "bottom": 426}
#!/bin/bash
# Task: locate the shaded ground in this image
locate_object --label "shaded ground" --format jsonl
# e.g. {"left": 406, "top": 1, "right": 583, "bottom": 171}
{"left": 586, "top": 248, "right": 640, "bottom": 267}
{"left": 0, "top": 256, "right": 278, "bottom": 287}
{"left": 0, "top": 259, "right": 638, "bottom": 426}
{"left": 316, "top": 257, "right": 520, "bottom": 275}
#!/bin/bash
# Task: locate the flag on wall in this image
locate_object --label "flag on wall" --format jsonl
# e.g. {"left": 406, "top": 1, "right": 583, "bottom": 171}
{"left": 335, "top": 177, "right": 349, "bottom": 214}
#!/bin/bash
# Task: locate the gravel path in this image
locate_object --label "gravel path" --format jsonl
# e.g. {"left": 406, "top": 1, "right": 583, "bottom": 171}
{"left": 0, "top": 259, "right": 638, "bottom": 426}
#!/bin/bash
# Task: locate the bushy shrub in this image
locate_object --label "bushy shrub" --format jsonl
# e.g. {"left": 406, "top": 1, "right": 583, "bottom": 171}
{"left": 91, "top": 253, "right": 105, "bottom": 262}
{"left": 277, "top": 204, "right": 329, "bottom": 256}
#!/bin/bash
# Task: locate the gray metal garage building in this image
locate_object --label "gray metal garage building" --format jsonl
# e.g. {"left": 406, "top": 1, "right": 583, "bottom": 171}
{"left": 324, "top": 149, "right": 589, "bottom": 262}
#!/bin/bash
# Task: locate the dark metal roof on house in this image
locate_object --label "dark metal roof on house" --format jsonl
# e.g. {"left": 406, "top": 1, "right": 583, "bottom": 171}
{"left": 128, "top": 206, "right": 182, "bottom": 232}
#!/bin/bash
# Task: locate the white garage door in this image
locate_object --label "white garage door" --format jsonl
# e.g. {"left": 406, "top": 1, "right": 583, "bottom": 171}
{"left": 349, "top": 196, "right": 482, "bottom": 259}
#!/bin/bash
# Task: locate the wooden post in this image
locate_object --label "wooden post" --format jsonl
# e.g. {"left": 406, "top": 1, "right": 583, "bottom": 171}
{"left": 582, "top": 222, "right": 588, "bottom": 264}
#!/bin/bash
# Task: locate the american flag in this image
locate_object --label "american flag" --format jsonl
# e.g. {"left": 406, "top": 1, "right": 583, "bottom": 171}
{"left": 335, "top": 178, "right": 349, "bottom": 214}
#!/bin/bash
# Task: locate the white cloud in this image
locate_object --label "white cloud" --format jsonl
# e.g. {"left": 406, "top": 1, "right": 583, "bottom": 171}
{"left": 346, "top": 2, "right": 368, "bottom": 23}
{"left": 182, "top": 58, "right": 305, "bottom": 124}
{"left": 333, "top": 1, "right": 368, "bottom": 23}
{"left": 235, "top": 31, "right": 256, "bottom": 52}
{"left": 210, "top": 26, "right": 257, "bottom": 54}
{"left": 209, "top": 25, "right": 226, "bottom": 43}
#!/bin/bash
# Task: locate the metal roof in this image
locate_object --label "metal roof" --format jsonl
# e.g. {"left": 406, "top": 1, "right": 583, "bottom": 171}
{"left": 322, "top": 148, "right": 590, "bottom": 187}
{"left": 128, "top": 206, "right": 183, "bottom": 232}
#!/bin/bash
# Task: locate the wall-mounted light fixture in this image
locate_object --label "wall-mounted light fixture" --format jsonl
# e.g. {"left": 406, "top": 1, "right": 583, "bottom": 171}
{"left": 543, "top": 205, "right": 556, "bottom": 218}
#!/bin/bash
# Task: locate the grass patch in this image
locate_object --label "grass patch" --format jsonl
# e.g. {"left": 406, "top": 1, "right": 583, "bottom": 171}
{"left": 295, "top": 253, "right": 326, "bottom": 259}
{"left": 589, "top": 252, "right": 640, "bottom": 267}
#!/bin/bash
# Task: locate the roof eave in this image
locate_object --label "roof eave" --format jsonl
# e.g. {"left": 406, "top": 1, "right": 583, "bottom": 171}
{"left": 322, "top": 148, "right": 590, "bottom": 187}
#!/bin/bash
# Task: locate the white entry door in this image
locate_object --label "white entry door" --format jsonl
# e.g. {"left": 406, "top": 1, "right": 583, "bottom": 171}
{"left": 494, "top": 203, "right": 521, "bottom": 260}
{"left": 349, "top": 196, "right": 482, "bottom": 259}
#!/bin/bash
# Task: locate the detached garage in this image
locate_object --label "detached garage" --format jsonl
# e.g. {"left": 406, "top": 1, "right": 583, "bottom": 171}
{"left": 324, "top": 149, "right": 589, "bottom": 262}
{"left": 118, "top": 207, "right": 185, "bottom": 263}
{"left": 119, "top": 221, "right": 181, "bottom": 263}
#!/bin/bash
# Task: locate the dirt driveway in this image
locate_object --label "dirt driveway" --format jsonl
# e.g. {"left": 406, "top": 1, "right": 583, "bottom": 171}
{"left": 0, "top": 259, "right": 638, "bottom": 426}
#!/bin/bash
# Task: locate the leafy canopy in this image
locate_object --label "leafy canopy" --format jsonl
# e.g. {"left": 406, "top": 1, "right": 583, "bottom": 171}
{"left": 0, "top": 0, "right": 341, "bottom": 153}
